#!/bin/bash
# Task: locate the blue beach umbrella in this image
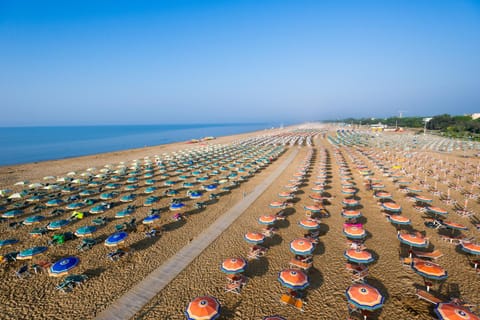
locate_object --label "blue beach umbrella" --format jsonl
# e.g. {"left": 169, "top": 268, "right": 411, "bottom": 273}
{"left": 189, "top": 191, "right": 203, "bottom": 199}
{"left": 2, "top": 209, "right": 24, "bottom": 218}
{"left": 23, "top": 215, "right": 45, "bottom": 225}
{"left": 105, "top": 183, "right": 121, "bottom": 189}
{"left": 142, "top": 214, "right": 160, "bottom": 224}
{"left": 124, "top": 184, "right": 139, "bottom": 191}
{"left": 75, "top": 225, "right": 97, "bottom": 237}
{"left": 17, "top": 246, "right": 48, "bottom": 260}
{"left": 164, "top": 180, "right": 176, "bottom": 186}
{"left": 90, "top": 204, "right": 107, "bottom": 214}
{"left": 120, "top": 194, "right": 136, "bottom": 202}
{"left": 126, "top": 177, "right": 138, "bottom": 184}
{"left": 49, "top": 256, "right": 80, "bottom": 277}
{"left": 105, "top": 232, "right": 128, "bottom": 247}
{"left": 144, "top": 196, "right": 160, "bottom": 206}
{"left": 47, "top": 219, "right": 70, "bottom": 230}
{"left": 100, "top": 192, "right": 117, "bottom": 200}
{"left": 79, "top": 189, "right": 96, "bottom": 197}
{"left": 166, "top": 189, "right": 179, "bottom": 196}
{"left": 144, "top": 186, "right": 157, "bottom": 194}
{"left": 203, "top": 184, "right": 218, "bottom": 191}
{"left": 66, "top": 202, "right": 86, "bottom": 210}
{"left": 144, "top": 179, "right": 156, "bottom": 185}
{"left": 115, "top": 207, "right": 135, "bottom": 218}
{"left": 170, "top": 202, "right": 186, "bottom": 211}
{"left": 46, "top": 199, "right": 65, "bottom": 207}
{"left": 0, "top": 238, "right": 19, "bottom": 247}
{"left": 183, "top": 182, "right": 195, "bottom": 188}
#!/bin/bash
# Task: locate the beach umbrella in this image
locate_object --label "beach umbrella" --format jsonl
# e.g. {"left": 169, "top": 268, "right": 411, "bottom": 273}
{"left": 414, "top": 196, "right": 433, "bottom": 203}
{"left": 100, "top": 192, "right": 117, "bottom": 200}
{"left": 342, "top": 198, "right": 360, "bottom": 207}
{"left": 289, "top": 238, "right": 315, "bottom": 255}
{"left": 17, "top": 246, "right": 48, "bottom": 260}
{"left": 434, "top": 302, "right": 480, "bottom": 320}
{"left": 115, "top": 207, "right": 134, "bottom": 218}
{"left": 343, "top": 225, "right": 366, "bottom": 239}
{"left": 105, "top": 232, "right": 128, "bottom": 247}
{"left": 344, "top": 249, "right": 375, "bottom": 264}
{"left": 426, "top": 206, "right": 448, "bottom": 217}
{"left": 185, "top": 295, "right": 221, "bottom": 320}
{"left": 2, "top": 209, "right": 24, "bottom": 218}
{"left": 46, "top": 199, "right": 65, "bottom": 207}
{"left": 460, "top": 242, "right": 480, "bottom": 256}
{"left": 342, "top": 188, "right": 357, "bottom": 195}
{"left": 397, "top": 233, "right": 428, "bottom": 248}
{"left": 166, "top": 189, "right": 180, "bottom": 196}
{"left": 49, "top": 256, "right": 80, "bottom": 277}
{"left": 105, "top": 183, "right": 121, "bottom": 189}
{"left": 298, "top": 219, "right": 320, "bottom": 230}
{"left": 203, "top": 184, "right": 217, "bottom": 191}
{"left": 375, "top": 192, "right": 392, "bottom": 199}
{"left": 388, "top": 215, "right": 411, "bottom": 226}
{"left": 258, "top": 215, "right": 277, "bottom": 225}
{"left": 304, "top": 205, "right": 322, "bottom": 213}
{"left": 23, "top": 215, "right": 45, "bottom": 225}
{"left": 412, "top": 260, "right": 448, "bottom": 280}
{"left": 220, "top": 257, "right": 247, "bottom": 274}
{"left": 66, "top": 202, "right": 86, "bottom": 210}
{"left": 263, "top": 317, "right": 287, "bottom": 320}
{"left": 309, "top": 194, "right": 324, "bottom": 202}
{"left": 278, "top": 269, "right": 309, "bottom": 290}
{"left": 371, "top": 183, "right": 385, "bottom": 190}
{"left": 170, "top": 202, "right": 186, "bottom": 211}
{"left": 244, "top": 232, "right": 265, "bottom": 244}
{"left": 381, "top": 202, "right": 402, "bottom": 213}
{"left": 124, "top": 184, "right": 139, "bottom": 191}
{"left": 406, "top": 187, "right": 423, "bottom": 193}
{"left": 0, "top": 189, "right": 12, "bottom": 197}
{"left": 164, "top": 180, "right": 176, "bottom": 186}
{"left": 183, "top": 182, "right": 195, "bottom": 188}
{"left": 346, "top": 283, "right": 385, "bottom": 312}
{"left": 47, "top": 219, "right": 70, "bottom": 230}
{"left": 80, "top": 189, "right": 96, "bottom": 197}
{"left": 0, "top": 238, "right": 19, "bottom": 247}
{"left": 142, "top": 214, "right": 160, "bottom": 224}
{"left": 144, "top": 186, "right": 157, "bottom": 194}
{"left": 442, "top": 221, "right": 468, "bottom": 231}
{"left": 278, "top": 192, "right": 294, "bottom": 199}
{"left": 75, "top": 225, "right": 97, "bottom": 237}
{"left": 269, "top": 201, "right": 286, "bottom": 208}
{"left": 120, "top": 194, "right": 136, "bottom": 202}
{"left": 144, "top": 179, "right": 156, "bottom": 186}
{"left": 342, "top": 210, "right": 362, "bottom": 219}
{"left": 90, "top": 204, "right": 107, "bottom": 214}
{"left": 311, "top": 186, "right": 325, "bottom": 193}
{"left": 189, "top": 191, "right": 203, "bottom": 199}
{"left": 8, "top": 192, "right": 25, "bottom": 199}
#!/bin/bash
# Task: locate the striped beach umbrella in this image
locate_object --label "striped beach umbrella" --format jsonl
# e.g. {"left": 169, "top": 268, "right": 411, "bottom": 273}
{"left": 311, "top": 186, "right": 325, "bottom": 193}
{"left": 298, "top": 219, "right": 320, "bottom": 230}
{"left": 341, "top": 210, "right": 362, "bottom": 219}
{"left": 397, "top": 233, "right": 428, "bottom": 248}
{"left": 46, "top": 199, "right": 65, "bottom": 207}
{"left": 388, "top": 215, "right": 411, "bottom": 226}
{"left": 170, "top": 202, "right": 186, "bottom": 211}
{"left": 17, "top": 246, "right": 48, "bottom": 260}
{"left": 460, "top": 242, "right": 480, "bottom": 255}
{"left": 382, "top": 202, "right": 402, "bottom": 213}
{"left": 412, "top": 260, "right": 448, "bottom": 280}
{"left": 344, "top": 249, "right": 375, "bottom": 264}
{"left": 309, "top": 194, "right": 324, "bottom": 201}
{"left": 435, "top": 302, "right": 480, "bottom": 320}
{"left": 375, "top": 192, "right": 392, "bottom": 199}
{"left": 2, "top": 209, "right": 24, "bottom": 218}
{"left": 0, "top": 238, "right": 19, "bottom": 247}
{"left": 289, "top": 238, "right": 315, "bottom": 255}
{"left": 258, "top": 215, "right": 277, "bottom": 225}
{"left": 278, "top": 269, "right": 309, "bottom": 290}
{"left": 105, "top": 231, "right": 128, "bottom": 247}
{"left": 406, "top": 187, "right": 423, "bottom": 193}
{"left": 342, "top": 188, "right": 357, "bottom": 195}
{"left": 371, "top": 183, "right": 385, "bottom": 190}
{"left": 189, "top": 191, "right": 203, "bottom": 199}
{"left": 343, "top": 225, "right": 366, "bottom": 239}
{"left": 49, "top": 256, "right": 80, "bottom": 277}
{"left": 244, "top": 232, "right": 265, "bottom": 244}
{"left": 346, "top": 283, "right": 385, "bottom": 311}
{"left": 185, "top": 296, "right": 221, "bottom": 320}
{"left": 220, "top": 257, "right": 247, "bottom": 274}
{"left": 278, "top": 192, "right": 293, "bottom": 198}
{"left": 442, "top": 221, "right": 468, "bottom": 231}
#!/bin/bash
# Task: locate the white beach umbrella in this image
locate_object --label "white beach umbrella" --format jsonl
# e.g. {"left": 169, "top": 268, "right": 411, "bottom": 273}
{"left": 43, "top": 176, "right": 56, "bottom": 180}
{"left": 8, "top": 192, "right": 24, "bottom": 199}
{"left": 14, "top": 181, "right": 29, "bottom": 186}
{"left": 66, "top": 171, "right": 77, "bottom": 176}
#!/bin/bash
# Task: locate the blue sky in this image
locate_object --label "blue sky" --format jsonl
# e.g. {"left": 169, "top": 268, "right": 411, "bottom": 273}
{"left": 0, "top": 0, "right": 479, "bottom": 126}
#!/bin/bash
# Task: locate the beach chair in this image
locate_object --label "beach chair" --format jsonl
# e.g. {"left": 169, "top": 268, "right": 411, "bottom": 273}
{"left": 77, "top": 238, "right": 97, "bottom": 251}
{"left": 289, "top": 258, "right": 313, "bottom": 272}
{"left": 415, "top": 289, "right": 442, "bottom": 304}
{"left": 247, "top": 246, "right": 267, "bottom": 260}
{"left": 412, "top": 249, "right": 443, "bottom": 260}
{"left": 351, "top": 268, "right": 368, "bottom": 283}
{"left": 225, "top": 281, "right": 242, "bottom": 294}
{"left": 15, "top": 264, "right": 30, "bottom": 278}
{"left": 31, "top": 260, "right": 51, "bottom": 274}
{"left": 279, "top": 294, "right": 304, "bottom": 312}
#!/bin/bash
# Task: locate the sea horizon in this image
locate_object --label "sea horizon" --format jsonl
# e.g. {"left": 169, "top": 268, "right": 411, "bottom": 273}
{"left": 0, "top": 122, "right": 291, "bottom": 166}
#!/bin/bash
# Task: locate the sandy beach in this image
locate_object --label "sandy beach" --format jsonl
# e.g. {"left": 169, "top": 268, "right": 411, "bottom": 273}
{"left": 1, "top": 127, "right": 479, "bottom": 320}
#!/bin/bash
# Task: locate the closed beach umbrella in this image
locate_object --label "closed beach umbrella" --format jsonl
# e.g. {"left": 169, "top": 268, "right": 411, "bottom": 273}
{"left": 278, "top": 269, "right": 309, "bottom": 290}
{"left": 435, "top": 302, "right": 480, "bottom": 320}
{"left": 343, "top": 225, "right": 366, "bottom": 239}
{"left": 412, "top": 260, "right": 448, "bottom": 280}
{"left": 47, "top": 219, "right": 70, "bottom": 230}
{"left": 244, "top": 232, "right": 265, "bottom": 244}
{"left": 460, "top": 242, "right": 480, "bottom": 255}
{"left": 397, "top": 233, "right": 428, "bottom": 248}
{"left": 143, "top": 214, "right": 160, "bottom": 224}
{"left": 75, "top": 225, "right": 97, "bottom": 237}
{"left": 346, "top": 283, "right": 385, "bottom": 312}
{"left": 298, "top": 219, "right": 320, "bottom": 230}
{"left": 0, "top": 238, "right": 19, "bottom": 247}
{"left": 382, "top": 202, "right": 402, "bottom": 213}
{"left": 342, "top": 210, "right": 362, "bottom": 219}
{"left": 49, "top": 256, "right": 80, "bottom": 277}
{"left": 105, "top": 231, "right": 128, "bottom": 247}
{"left": 258, "top": 215, "right": 277, "bottom": 225}
{"left": 388, "top": 215, "right": 411, "bottom": 226}
{"left": 17, "top": 246, "right": 48, "bottom": 260}
{"left": 23, "top": 215, "right": 45, "bottom": 225}
{"left": 2, "top": 209, "right": 24, "bottom": 218}
{"left": 289, "top": 238, "right": 315, "bottom": 255}
{"left": 220, "top": 257, "right": 247, "bottom": 274}
{"left": 344, "top": 249, "right": 375, "bottom": 264}
{"left": 185, "top": 295, "right": 221, "bottom": 320}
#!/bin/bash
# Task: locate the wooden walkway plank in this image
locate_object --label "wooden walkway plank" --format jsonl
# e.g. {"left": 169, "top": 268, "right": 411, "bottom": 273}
{"left": 95, "top": 148, "right": 300, "bottom": 320}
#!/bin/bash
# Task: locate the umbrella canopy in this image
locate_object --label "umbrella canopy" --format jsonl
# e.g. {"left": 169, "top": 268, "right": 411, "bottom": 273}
{"left": 412, "top": 260, "right": 448, "bottom": 280}
{"left": 289, "top": 238, "right": 315, "bottom": 255}
{"left": 258, "top": 215, "right": 277, "bottom": 225}
{"left": 100, "top": 192, "right": 118, "bottom": 200}
{"left": 2, "top": 209, "right": 24, "bottom": 218}
{"left": 342, "top": 198, "right": 360, "bottom": 207}
{"left": 371, "top": 183, "right": 385, "bottom": 189}
{"left": 406, "top": 187, "right": 423, "bottom": 193}
{"left": 435, "top": 302, "right": 480, "bottom": 320}
{"left": 346, "top": 283, "right": 385, "bottom": 311}
{"left": 244, "top": 232, "right": 265, "bottom": 244}
{"left": 185, "top": 296, "right": 221, "bottom": 320}
{"left": 343, "top": 225, "right": 366, "bottom": 239}
{"left": 415, "top": 196, "right": 433, "bottom": 203}
{"left": 17, "top": 246, "right": 48, "bottom": 260}
{"left": 311, "top": 186, "right": 325, "bottom": 193}
{"left": 49, "top": 256, "right": 80, "bottom": 277}
{"left": 115, "top": 207, "right": 134, "bottom": 218}
{"left": 47, "top": 219, "right": 70, "bottom": 230}
{"left": 203, "top": 184, "right": 217, "bottom": 191}
{"left": 220, "top": 257, "right": 247, "bottom": 274}
{"left": 66, "top": 202, "right": 86, "bottom": 210}
{"left": 0, "top": 238, "right": 19, "bottom": 247}
{"left": 23, "top": 215, "right": 45, "bottom": 225}
{"left": 298, "top": 219, "right": 320, "bottom": 230}
{"left": 381, "top": 202, "right": 402, "bottom": 213}
{"left": 309, "top": 194, "right": 324, "bottom": 201}
{"left": 143, "top": 214, "right": 160, "bottom": 224}
{"left": 278, "top": 269, "right": 309, "bottom": 290}
{"left": 397, "top": 233, "right": 428, "bottom": 248}
{"left": 46, "top": 199, "right": 65, "bottom": 207}
{"left": 278, "top": 192, "right": 293, "bottom": 198}
{"left": 120, "top": 194, "right": 136, "bottom": 202}
{"left": 269, "top": 201, "right": 286, "bottom": 208}
{"left": 170, "top": 202, "right": 186, "bottom": 211}
{"left": 427, "top": 206, "right": 448, "bottom": 216}
{"left": 344, "top": 249, "right": 375, "bottom": 264}
{"left": 105, "top": 231, "right": 128, "bottom": 247}
{"left": 341, "top": 210, "right": 362, "bottom": 219}
{"left": 460, "top": 242, "right": 480, "bottom": 255}
{"left": 75, "top": 225, "right": 97, "bottom": 237}
{"left": 263, "top": 317, "right": 287, "bottom": 320}
{"left": 442, "top": 221, "right": 468, "bottom": 231}
{"left": 388, "top": 215, "right": 411, "bottom": 226}
{"left": 342, "top": 188, "right": 357, "bottom": 195}
{"left": 375, "top": 192, "right": 392, "bottom": 199}
{"left": 189, "top": 191, "right": 203, "bottom": 199}
{"left": 304, "top": 205, "right": 322, "bottom": 213}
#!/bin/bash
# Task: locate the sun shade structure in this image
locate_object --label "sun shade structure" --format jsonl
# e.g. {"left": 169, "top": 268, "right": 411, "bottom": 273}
{"left": 346, "top": 283, "right": 385, "bottom": 312}
{"left": 434, "top": 302, "right": 480, "bottom": 320}
{"left": 185, "top": 296, "right": 221, "bottom": 320}
{"left": 278, "top": 269, "right": 309, "bottom": 290}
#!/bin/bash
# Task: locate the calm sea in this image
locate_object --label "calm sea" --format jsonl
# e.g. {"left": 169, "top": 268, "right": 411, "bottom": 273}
{"left": 0, "top": 123, "right": 280, "bottom": 166}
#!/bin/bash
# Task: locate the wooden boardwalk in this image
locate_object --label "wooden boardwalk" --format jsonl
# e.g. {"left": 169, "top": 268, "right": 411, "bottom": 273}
{"left": 95, "top": 148, "right": 300, "bottom": 320}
